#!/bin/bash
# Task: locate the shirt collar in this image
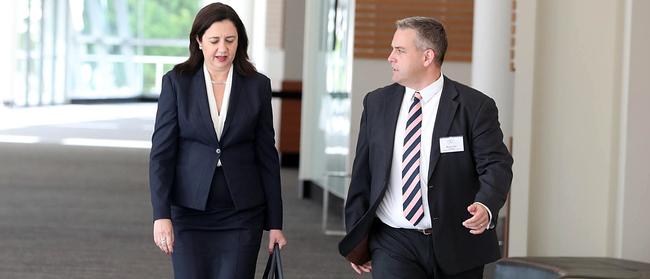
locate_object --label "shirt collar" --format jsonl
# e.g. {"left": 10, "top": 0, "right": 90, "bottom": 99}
{"left": 404, "top": 73, "right": 444, "bottom": 104}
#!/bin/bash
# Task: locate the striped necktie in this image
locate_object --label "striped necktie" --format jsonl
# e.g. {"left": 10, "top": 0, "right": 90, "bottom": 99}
{"left": 402, "top": 91, "right": 424, "bottom": 226}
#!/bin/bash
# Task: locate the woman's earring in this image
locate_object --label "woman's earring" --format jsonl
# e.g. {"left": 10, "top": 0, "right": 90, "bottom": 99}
{"left": 199, "top": 45, "right": 203, "bottom": 50}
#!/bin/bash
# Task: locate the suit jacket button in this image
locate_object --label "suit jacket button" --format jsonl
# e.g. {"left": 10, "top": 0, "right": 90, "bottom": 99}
{"left": 428, "top": 184, "right": 433, "bottom": 189}
{"left": 216, "top": 148, "right": 221, "bottom": 154}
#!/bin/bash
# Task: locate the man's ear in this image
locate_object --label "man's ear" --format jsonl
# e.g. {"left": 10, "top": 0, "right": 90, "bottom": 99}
{"left": 423, "top": 49, "right": 436, "bottom": 67}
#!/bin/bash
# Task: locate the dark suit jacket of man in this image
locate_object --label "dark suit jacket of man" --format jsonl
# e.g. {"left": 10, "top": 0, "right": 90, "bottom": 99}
{"left": 149, "top": 67, "right": 282, "bottom": 230}
{"left": 338, "top": 76, "right": 513, "bottom": 275}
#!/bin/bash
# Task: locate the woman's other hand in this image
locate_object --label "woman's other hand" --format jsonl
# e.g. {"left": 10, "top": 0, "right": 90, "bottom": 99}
{"left": 153, "top": 219, "right": 174, "bottom": 255}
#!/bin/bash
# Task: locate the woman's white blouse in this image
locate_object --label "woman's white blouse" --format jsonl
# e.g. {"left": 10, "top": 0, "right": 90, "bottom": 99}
{"left": 203, "top": 63, "right": 233, "bottom": 166}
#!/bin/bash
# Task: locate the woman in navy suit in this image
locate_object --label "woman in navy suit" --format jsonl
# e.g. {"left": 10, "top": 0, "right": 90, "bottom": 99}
{"left": 149, "top": 3, "right": 286, "bottom": 278}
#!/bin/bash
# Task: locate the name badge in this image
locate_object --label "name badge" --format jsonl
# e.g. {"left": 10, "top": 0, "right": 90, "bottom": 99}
{"left": 439, "top": 136, "right": 464, "bottom": 153}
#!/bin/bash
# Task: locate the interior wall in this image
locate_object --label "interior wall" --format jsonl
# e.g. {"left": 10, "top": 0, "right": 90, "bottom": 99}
{"left": 528, "top": 0, "right": 624, "bottom": 256}
{"left": 619, "top": 0, "right": 650, "bottom": 263}
{"left": 509, "top": 0, "right": 537, "bottom": 257}
{"left": 264, "top": 0, "right": 285, "bottom": 90}
{"left": 282, "top": 0, "right": 305, "bottom": 83}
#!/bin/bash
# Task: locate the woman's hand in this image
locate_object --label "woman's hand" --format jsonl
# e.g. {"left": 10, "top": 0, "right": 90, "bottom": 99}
{"left": 267, "top": 229, "right": 287, "bottom": 253}
{"left": 153, "top": 219, "right": 174, "bottom": 255}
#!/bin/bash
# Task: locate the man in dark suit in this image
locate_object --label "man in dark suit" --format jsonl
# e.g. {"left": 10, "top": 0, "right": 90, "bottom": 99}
{"left": 339, "top": 16, "right": 513, "bottom": 278}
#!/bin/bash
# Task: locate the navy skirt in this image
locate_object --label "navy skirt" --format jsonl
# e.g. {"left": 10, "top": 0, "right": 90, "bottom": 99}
{"left": 171, "top": 167, "right": 264, "bottom": 279}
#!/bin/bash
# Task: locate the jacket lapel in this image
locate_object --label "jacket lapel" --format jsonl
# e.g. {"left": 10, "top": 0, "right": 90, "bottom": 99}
{"left": 428, "top": 76, "right": 459, "bottom": 181}
{"left": 192, "top": 69, "right": 219, "bottom": 144}
{"left": 382, "top": 85, "right": 405, "bottom": 181}
{"left": 221, "top": 70, "right": 242, "bottom": 140}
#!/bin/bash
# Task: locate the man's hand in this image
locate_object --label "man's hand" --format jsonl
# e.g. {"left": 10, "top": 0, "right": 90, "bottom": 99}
{"left": 462, "top": 202, "right": 489, "bottom": 234}
{"left": 350, "top": 261, "right": 372, "bottom": 274}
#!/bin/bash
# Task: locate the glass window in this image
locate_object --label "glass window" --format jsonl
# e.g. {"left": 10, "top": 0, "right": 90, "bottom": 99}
{"left": 13, "top": 0, "right": 200, "bottom": 105}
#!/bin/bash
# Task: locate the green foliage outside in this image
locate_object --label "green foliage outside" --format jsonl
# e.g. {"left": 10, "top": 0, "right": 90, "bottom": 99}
{"left": 134, "top": 0, "right": 197, "bottom": 57}
{"left": 135, "top": 0, "right": 197, "bottom": 93}
{"left": 81, "top": 0, "right": 199, "bottom": 94}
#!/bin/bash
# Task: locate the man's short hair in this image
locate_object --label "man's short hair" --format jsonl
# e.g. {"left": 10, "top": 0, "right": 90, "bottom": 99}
{"left": 396, "top": 16, "right": 448, "bottom": 66}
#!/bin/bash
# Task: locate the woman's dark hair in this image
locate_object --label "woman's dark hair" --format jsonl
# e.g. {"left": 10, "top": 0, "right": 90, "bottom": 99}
{"left": 173, "top": 2, "right": 256, "bottom": 76}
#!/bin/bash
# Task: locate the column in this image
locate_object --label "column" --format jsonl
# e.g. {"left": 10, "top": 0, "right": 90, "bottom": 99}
{"left": 471, "top": 0, "right": 514, "bottom": 140}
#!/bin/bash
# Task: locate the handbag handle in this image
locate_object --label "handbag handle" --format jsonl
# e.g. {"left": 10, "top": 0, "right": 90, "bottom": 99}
{"left": 273, "top": 243, "right": 284, "bottom": 279}
{"left": 262, "top": 243, "right": 283, "bottom": 279}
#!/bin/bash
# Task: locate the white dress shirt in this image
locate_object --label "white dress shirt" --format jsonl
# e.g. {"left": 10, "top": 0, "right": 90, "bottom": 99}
{"left": 203, "top": 63, "right": 233, "bottom": 167}
{"left": 376, "top": 74, "right": 444, "bottom": 229}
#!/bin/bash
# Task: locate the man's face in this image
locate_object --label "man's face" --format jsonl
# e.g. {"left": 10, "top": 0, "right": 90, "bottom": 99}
{"left": 387, "top": 28, "right": 426, "bottom": 88}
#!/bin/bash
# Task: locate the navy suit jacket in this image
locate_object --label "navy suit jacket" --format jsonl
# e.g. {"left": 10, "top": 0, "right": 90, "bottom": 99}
{"left": 149, "top": 67, "right": 282, "bottom": 230}
{"left": 338, "top": 76, "right": 513, "bottom": 274}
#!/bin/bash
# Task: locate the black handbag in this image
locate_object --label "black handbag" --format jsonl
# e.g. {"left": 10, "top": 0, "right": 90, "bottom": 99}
{"left": 262, "top": 243, "right": 284, "bottom": 279}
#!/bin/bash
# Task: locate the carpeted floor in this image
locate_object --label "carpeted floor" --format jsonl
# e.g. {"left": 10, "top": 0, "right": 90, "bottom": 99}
{"left": 0, "top": 104, "right": 364, "bottom": 278}
{"left": 0, "top": 142, "right": 364, "bottom": 278}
